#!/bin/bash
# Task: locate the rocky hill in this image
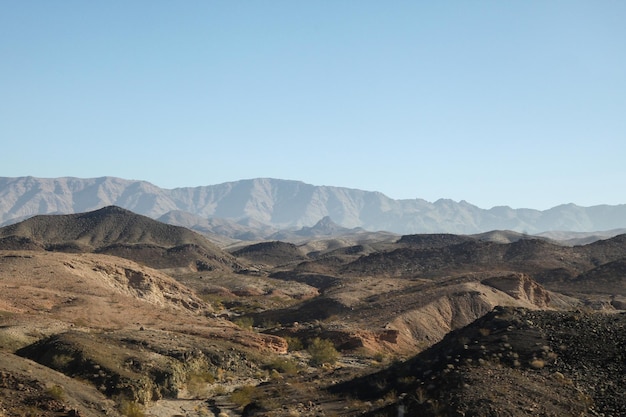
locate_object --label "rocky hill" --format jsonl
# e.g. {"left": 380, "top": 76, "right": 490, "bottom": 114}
{"left": 329, "top": 306, "right": 626, "bottom": 416}
{"left": 0, "top": 206, "right": 241, "bottom": 272}
{"left": 242, "top": 231, "right": 626, "bottom": 356}
{"left": 0, "top": 249, "right": 288, "bottom": 416}
{"left": 2, "top": 176, "right": 626, "bottom": 234}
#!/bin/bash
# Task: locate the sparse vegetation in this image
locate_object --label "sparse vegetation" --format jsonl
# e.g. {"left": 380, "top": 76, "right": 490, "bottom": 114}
{"left": 266, "top": 356, "right": 299, "bottom": 375}
{"left": 260, "top": 319, "right": 280, "bottom": 329}
{"left": 232, "top": 316, "right": 254, "bottom": 330}
{"left": 285, "top": 336, "right": 304, "bottom": 352}
{"left": 45, "top": 385, "right": 65, "bottom": 401}
{"left": 307, "top": 337, "right": 339, "bottom": 367}
{"left": 229, "top": 385, "right": 258, "bottom": 407}
{"left": 119, "top": 399, "right": 144, "bottom": 417}
{"left": 199, "top": 293, "right": 225, "bottom": 311}
{"left": 186, "top": 370, "right": 216, "bottom": 397}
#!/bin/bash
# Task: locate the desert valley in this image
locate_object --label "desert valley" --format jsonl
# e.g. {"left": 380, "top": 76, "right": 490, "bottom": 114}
{"left": 1, "top": 177, "right": 626, "bottom": 417}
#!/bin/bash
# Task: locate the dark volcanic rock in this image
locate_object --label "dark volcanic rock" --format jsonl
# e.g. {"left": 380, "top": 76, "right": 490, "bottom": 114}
{"left": 231, "top": 241, "right": 308, "bottom": 266}
{"left": 396, "top": 233, "right": 476, "bottom": 249}
{"left": 332, "top": 306, "right": 626, "bottom": 417}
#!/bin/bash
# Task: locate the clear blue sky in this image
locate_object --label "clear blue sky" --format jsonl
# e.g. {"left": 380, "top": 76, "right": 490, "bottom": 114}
{"left": 1, "top": 1, "right": 625, "bottom": 210}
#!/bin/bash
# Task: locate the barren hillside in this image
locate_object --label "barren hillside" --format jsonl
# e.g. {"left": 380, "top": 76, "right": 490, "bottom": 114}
{"left": 0, "top": 206, "right": 242, "bottom": 272}
{"left": 2, "top": 205, "right": 626, "bottom": 416}
{"left": 0, "top": 249, "right": 288, "bottom": 416}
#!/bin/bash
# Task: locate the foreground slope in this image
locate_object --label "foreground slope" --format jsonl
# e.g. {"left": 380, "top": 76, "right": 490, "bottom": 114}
{"left": 0, "top": 250, "right": 285, "bottom": 351}
{"left": 330, "top": 306, "right": 626, "bottom": 417}
{"left": 0, "top": 249, "right": 287, "bottom": 415}
{"left": 0, "top": 351, "right": 122, "bottom": 417}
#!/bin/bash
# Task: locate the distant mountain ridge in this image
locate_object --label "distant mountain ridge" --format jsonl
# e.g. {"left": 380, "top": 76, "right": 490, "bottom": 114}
{"left": 1, "top": 176, "right": 626, "bottom": 235}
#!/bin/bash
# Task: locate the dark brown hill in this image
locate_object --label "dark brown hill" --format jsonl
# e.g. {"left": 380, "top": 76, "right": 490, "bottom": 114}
{"left": 0, "top": 235, "right": 44, "bottom": 251}
{"left": 396, "top": 233, "right": 475, "bottom": 248}
{"left": 0, "top": 206, "right": 241, "bottom": 271}
{"left": 0, "top": 206, "right": 210, "bottom": 248}
{"left": 575, "top": 233, "right": 626, "bottom": 264}
{"left": 331, "top": 306, "right": 626, "bottom": 417}
{"left": 249, "top": 234, "right": 625, "bottom": 355}
{"left": 570, "top": 259, "right": 626, "bottom": 296}
{"left": 230, "top": 232, "right": 626, "bottom": 287}
{"left": 338, "top": 236, "right": 626, "bottom": 280}
{"left": 230, "top": 240, "right": 308, "bottom": 267}
{"left": 472, "top": 229, "right": 549, "bottom": 244}
{"left": 534, "top": 233, "right": 626, "bottom": 294}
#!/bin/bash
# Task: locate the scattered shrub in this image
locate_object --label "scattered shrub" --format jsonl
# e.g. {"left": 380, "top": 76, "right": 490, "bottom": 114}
{"left": 232, "top": 316, "right": 254, "bottom": 330}
{"left": 212, "top": 385, "right": 228, "bottom": 396}
{"left": 119, "top": 400, "right": 144, "bottom": 417}
{"left": 307, "top": 338, "right": 339, "bottom": 367}
{"left": 186, "top": 371, "right": 216, "bottom": 397}
{"left": 230, "top": 385, "right": 257, "bottom": 407}
{"left": 258, "top": 396, "right": 282, "bottom": 411}
{"left": 266, "top": 357, "right": 298, "bottom": 375}
{"left": 285, "top": 336, "right": 304, "bottom": 352}
{"left": 45, "top": 385, "right": 66, "bottom": 401}
{"left": 260, "top": 319, "right": 280, "bottom": 329}
{"left": 372, "top": 351, "right": 387, "bottom": 364}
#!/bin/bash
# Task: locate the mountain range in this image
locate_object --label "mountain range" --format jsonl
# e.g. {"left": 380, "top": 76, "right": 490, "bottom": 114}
{"left": 2, "top": 176, "right": 626, "bottom": 235}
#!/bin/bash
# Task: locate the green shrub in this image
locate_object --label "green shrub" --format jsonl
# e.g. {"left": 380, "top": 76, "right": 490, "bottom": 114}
{"left": 186, "top": 371, "right": 216, "bottom": 397}
{"left": 266, "top": 357, "right": 298, "bottom": 375}
{"left": 232, "top": 316, "right": 254, "bottom": 330}
{"left": 119, "top": 400, "right": 144, "bottom": 417}
{"left": 285, "top": 336, "right": 304, "bottom": 351}
{"left": 260, "top": 319, "right": 280, "bottom": 329}
{"left": 45, "top": 385, "right": 66, "bottom": 401}
{"left": 372, "top": 351, "right": 387, "bottom": 363}
{"left": 229, "top": 385, "right": 257, "bottom": 407}
{"left": 307, "top": 338, "right": 339, "bottom": 367}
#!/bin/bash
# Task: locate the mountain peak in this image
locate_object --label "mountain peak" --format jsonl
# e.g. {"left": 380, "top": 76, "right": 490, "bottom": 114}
{"left": 295, "top": 216, "right": 347, "bottom": 237}
{"left": 315, "top": 216, "right": 338, "bottom": 229}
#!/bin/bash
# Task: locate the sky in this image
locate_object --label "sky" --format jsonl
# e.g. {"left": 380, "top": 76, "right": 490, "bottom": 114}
{"left": 1, "top": 1, "right": 625, "bottom": 210}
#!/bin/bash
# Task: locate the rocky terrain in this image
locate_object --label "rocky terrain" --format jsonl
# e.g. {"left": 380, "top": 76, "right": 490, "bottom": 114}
{"left": 330, "top": 306, "right": 626, "bottom": 416}
{"left": 1, "top": 206, "right": 626, "bottom": 416}
{"left": 0, "top": 206, "right": 242, "bottom": 273}
{"left": 0, "top": 246, "right": 287, "bottom": 417}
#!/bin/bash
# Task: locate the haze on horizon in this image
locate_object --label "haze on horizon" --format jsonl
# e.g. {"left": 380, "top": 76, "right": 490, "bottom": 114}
{"left": 1, "top": 1, "right": 625, "bottom": 211}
